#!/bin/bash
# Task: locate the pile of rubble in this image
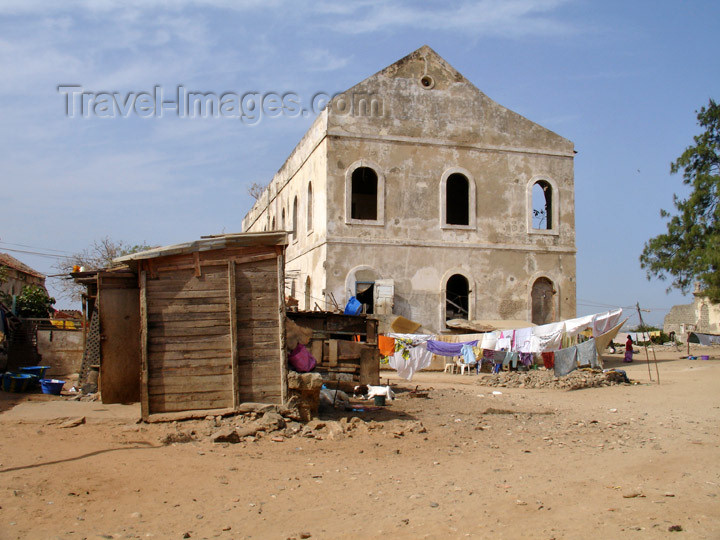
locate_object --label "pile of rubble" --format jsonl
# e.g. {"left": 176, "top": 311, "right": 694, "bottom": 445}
{"left": 159, "top": 402, "right": 426, "bottom": 445}
{"left": 480, "top": 369, "right": 630, "bottom": 390}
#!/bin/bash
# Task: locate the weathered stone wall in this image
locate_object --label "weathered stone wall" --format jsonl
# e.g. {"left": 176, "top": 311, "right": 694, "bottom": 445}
{"left": 241, "top": 46, "right": 576, "bottom": 332}
{"left": 36, "top": 329, "right": 84, "bottom": 377}
{"left": 663, "top": 296, "right": 720, "bottom": 336}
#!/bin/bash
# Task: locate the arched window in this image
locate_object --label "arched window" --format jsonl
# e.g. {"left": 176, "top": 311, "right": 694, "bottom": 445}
{"left": 531, "top": 180, "right": 553, "bottom": 230}
{"left": 307, "top": 182, "right": 313, "bottom": 232}
{"left": 446, "top": 274, "right": 469, "bottom": 321}
{"left": 440, "top": 167, "right": 476, "bottom": 229}
{"left": 531, "top": 277, "right": 556, "bottom": 325}
{"left": 291, "top": 196, "right": 298, "bottom": 240}
{"left": 446, "top": 173, "right": 470, "bottom": 225}
{"left": 351, "top": 167, "right": 378, "bottom": 220}
{"left": 281, "top": 208, "right": 285, "bottom": 231}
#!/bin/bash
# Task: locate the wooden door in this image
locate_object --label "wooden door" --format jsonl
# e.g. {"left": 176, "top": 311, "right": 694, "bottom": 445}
{"left": 98, "top": 274, "right": 141, "bottom": 404}
{"left": 143, "top": 265, "right": 233, "bottom": 414}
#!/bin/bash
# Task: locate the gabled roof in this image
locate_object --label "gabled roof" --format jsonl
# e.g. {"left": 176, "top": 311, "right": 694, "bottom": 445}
{"left": 0, "top": 252, "right": 45, "bottom": 278}
{"left": 327, "top": 45, "right": 574, "bottom": 153}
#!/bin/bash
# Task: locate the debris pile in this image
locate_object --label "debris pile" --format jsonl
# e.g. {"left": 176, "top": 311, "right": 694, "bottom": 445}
{"left": 480, "top": 369, "right": 630, "bottom": 390}
{"left": 158, "top": 403, "right": 426, "bottom": 445}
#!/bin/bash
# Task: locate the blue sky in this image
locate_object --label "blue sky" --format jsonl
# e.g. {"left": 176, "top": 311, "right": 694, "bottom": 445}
{"left": 1, "top": 0, "right": 718, "bottom": 326}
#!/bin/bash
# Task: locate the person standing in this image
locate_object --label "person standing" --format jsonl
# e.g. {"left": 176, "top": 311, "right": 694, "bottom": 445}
{"left": 624, "top": 334, "right": 634, "bottom": 363}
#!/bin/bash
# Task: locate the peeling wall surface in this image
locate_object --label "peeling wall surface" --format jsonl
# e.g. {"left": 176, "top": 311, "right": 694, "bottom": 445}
{"left": 242, "top": 46, "right": 577, "bottom": 332}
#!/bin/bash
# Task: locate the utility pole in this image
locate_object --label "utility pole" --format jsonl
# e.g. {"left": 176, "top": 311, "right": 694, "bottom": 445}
{"left": 636, "top": 302, "right": 660, "bottom": 384}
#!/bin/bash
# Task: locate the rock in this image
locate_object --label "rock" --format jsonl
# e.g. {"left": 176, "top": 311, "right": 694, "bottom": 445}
{"left": 668, "top": 525, "right": 683, "bottom": 532}
{"left": 306, "top": 420, "right": 326, "bottom": 431}
{"left": 59, "top": 417, "right": 85, "bottom": 429}
{"left": 257, "top": 412, "right": 286, "bottom": 432}
{"left": 160, "top": 431, "right": 195, "bottom": 445}
{"left": 300, "top": 533, "right": 312, "bottom": 539}
{"left": 664, "top": 492, "right": 675, "bottom": 497}
{"left": 235, "top": 424, "right": 261, "bottom": 438}
{"left": 429, "top": 502, "right": 439, "bottom": 508}
{"left": 325, "top": 421, "right": 344, "bottom": 440}
{"left": 211, "top": 427, "right": 241, "bottom": 444}
{"left": 622, "top": 491, "right": 644, "bottom": 499}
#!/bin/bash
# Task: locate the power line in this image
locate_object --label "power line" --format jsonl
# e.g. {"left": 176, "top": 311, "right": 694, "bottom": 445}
{"left": 0, "top": 246, "right": 66, "bottom": 260}
{"left": 0, "top": 240, "right": 70, "bottom": 255}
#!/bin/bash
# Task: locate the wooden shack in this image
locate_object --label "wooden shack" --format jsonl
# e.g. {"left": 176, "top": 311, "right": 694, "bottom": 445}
{"left": 114, "top": 232, "right": 288, "bottom": 420}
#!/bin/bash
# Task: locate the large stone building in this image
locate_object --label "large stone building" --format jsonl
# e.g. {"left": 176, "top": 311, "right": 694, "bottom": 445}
{"left": 242, "top": 46, "right": 576, "bottom": 333}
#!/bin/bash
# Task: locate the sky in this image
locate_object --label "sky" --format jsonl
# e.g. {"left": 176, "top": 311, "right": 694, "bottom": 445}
{"left": 1, "top": 0, "right": 718, "bottom": 327}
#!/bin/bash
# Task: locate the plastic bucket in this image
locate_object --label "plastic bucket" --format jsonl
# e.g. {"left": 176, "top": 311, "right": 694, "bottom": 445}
{"left": 701, "top": 355, "right": 710, "bottom": 361}
{"left": 2, "top": 373, "right": 35, "bottom": 393}
{"left": 20, "top": 366, "right": 50, "bottom": 379}
{"left": 373, "top": 395, "right": 386, "bottom": 406}
{"left": 39, "top": 379, "right": 65, "bottom": 395}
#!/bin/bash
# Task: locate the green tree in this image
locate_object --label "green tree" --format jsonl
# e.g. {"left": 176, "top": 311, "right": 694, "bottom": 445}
{"left": 640, "top": 99, "right": 720, "bottom": 301}
{"left": 16, "top": 285, "right": 56, "bottom": 318}
{"left": 54, "top": 237, "right": 153, "bottom": 301}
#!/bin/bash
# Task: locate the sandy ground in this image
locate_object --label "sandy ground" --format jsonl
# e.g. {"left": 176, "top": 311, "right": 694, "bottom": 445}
{"left": 1, "top": 345, "right": 719, "bottom": 540}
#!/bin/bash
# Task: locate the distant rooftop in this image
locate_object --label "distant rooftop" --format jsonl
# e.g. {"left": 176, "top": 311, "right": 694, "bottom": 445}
{"left": 0, "top": 252, "right": 45, "bottom": 279}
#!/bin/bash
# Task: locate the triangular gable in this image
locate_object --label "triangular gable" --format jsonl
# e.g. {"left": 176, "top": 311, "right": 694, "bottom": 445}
{"left": 327, "top": 45, "right": 573, "bottom": 154}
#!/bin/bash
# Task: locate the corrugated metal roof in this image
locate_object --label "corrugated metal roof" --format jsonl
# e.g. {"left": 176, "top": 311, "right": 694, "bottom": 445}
{"left": 113, "top": 232, "right": 288, "bottom": 263}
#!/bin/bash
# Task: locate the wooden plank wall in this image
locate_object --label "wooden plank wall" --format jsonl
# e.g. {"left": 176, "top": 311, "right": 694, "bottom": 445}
{"left": 145, "top": 264, "right": 234, "bottom": 413}
{"left": 235, "top": 256, "right": 284, "bottom": 404}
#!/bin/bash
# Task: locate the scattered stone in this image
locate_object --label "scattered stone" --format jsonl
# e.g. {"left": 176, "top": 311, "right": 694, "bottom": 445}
{"left": 161, "top": 432, "right": 196, "bottom": 445}
{"left": 480, "top": 370, "right": 630, "bottom": 391}
{"left": 300, "top": 533, "right": 312, "bottom": 539}
{"left": 306, "top": 420, "right": 326, "bottom": 431}
{"left": 664, "top": 492, "right": 675, "bottom": 497}
{"left": 668, "top": 525, "right": 683, "bottom": 532}
{"left": 622, "top": 492, "right": 644, "bottom": 499}
{"left": 59, "top": 417, "right": 86, "bottom": 429}
{"left": 429, "top": 502, "right": 439, "bottom": 508}
{"left": 211, "top": 428, "right": 241, "bottom": 444}
{"left": 257, "top": 412, "right": 286, "bottom": 432}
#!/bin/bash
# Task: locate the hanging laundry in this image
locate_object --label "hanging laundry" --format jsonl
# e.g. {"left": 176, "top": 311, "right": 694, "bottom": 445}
{"left": 576, "top": 338, "right": 599, "bottom": 368}
{"left": 513, "top": 327, "right": 534, "bottom": 353}
{"left": 592, "top": 308, "right": 623, "bottom": 337}
{"left": 426, "top": 339, "right": 479, "bottom": 357}
{"left": 496, "top": 337, "right": 512, "bottom": 350}
{"left": 502, "top": 351, "right": 519, "bottom": 367}
{"left": 480, "top": 331, "right": 499, "bottom": 349}
{"left": 519, "top": 352, "right": 534, "bottom": 366}
{"left": 564, "top": 315, "right": 595, "bottom": 336}
{"left": 389, "top": 342, "right": 433, "bottom": 381}
{"left": 460, "top": 343, "right": 477, "bottom": 364}
{"left": 554, "top": 346, "right": 578, "bottom": 377}
{"left": 541, "top": 351, "right": 555, "bottom": 369}
{"left": 378, "top": 335, "right": 396, "bottom": 357}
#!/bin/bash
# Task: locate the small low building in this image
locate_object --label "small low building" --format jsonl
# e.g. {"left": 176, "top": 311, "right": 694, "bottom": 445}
{"left": 0, "top": 252, "right": 46, "bottom": 297}
{"left": 74, "top": 232, "right": 289, "bottom": 420}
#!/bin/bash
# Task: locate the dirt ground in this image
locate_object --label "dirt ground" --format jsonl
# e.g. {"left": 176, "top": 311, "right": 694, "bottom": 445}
{"left": 1, "top": 344, "right": 719, "bottom": 540}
